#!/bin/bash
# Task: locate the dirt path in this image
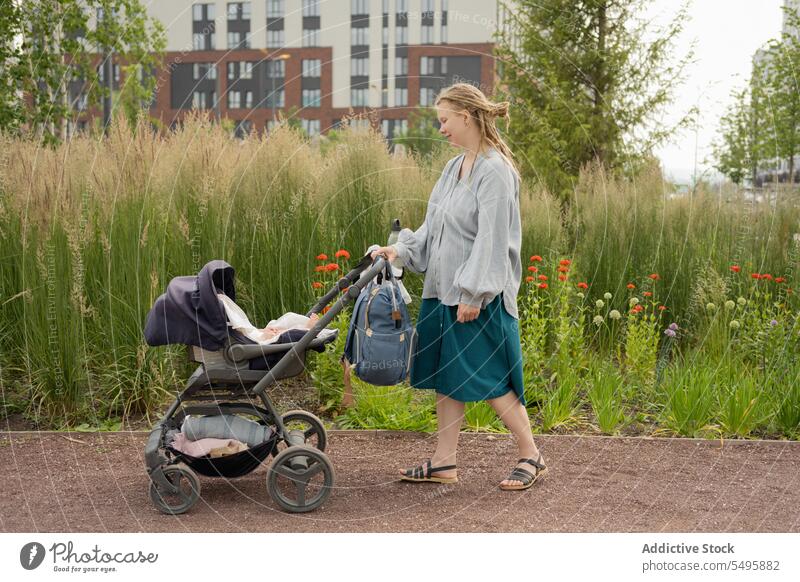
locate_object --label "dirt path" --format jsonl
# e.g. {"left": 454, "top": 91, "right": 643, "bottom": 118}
{"left": 1, "top": 431, "right": 798, "bottom": 533}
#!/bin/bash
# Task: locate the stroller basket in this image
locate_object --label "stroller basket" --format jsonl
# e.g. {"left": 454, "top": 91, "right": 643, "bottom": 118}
{"left": 169, "top": 438, "right": 279, "bottom": 478}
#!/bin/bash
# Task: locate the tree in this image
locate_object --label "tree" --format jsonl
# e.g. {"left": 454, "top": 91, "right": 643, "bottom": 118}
{"left": 759, "top": 6, "right": 800, "bottom": 185}
{"left": 495, "top": 0, "right": 695, "bottom": 199}
{"left": 0, "top": 0, "right": 165, "bottom": 144}
{"left": 394, "top": 107, "right": 447, "bottom": 160}
{"left": 713, "top": 86, "right": 758, "bottom": 185}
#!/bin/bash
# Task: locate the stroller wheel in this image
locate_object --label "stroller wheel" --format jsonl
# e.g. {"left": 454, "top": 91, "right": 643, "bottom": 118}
{"left": 280, "top": 410, "right": 327, "bottom": 451}
{"left": 149, "top": 464, "right": 201, "bottom": 515}
{"left": 267, "top": 445, "right": 334, "bottom": 513}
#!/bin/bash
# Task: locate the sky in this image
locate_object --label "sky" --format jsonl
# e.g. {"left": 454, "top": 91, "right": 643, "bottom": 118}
{"left": 647, "top": 0, "right": 785, "bottom": 183}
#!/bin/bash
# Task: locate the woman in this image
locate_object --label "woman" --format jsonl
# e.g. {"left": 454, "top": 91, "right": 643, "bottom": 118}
{"left": 370, "top": 83, "right": 548, "bottom": 491}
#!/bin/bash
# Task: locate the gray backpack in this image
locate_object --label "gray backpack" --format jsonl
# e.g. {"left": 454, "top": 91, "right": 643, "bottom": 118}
{"left": 343, "top": 259, "right": 416, "bottom": 385}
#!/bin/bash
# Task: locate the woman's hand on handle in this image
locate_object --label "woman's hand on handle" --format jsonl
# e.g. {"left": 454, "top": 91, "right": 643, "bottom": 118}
{"left": 370, "top": 245, "right": 398, "bottom": 262}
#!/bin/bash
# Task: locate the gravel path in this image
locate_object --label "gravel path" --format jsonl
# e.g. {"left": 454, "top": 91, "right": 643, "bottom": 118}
{"left": 1, "top": 431, "right": 798, "bottom": 532}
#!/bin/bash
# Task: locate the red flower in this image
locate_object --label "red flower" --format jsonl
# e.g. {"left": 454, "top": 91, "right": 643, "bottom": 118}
{"left": 530, "top": 255, "right": 543, "bottom": 262}
{"left": 558, "top": 274, "right": 567, "bottom": 281}
{"left": 648, "top": 273, "right": 660, "bottom": 281}
{"left": 527, "top": 265, "right": 538, "bottom": 272}
{"left": 312, "top": 281, "right": 323, "bottom": 289}
{"left": 538, "top": 274, "right": 548, "bottom": 281}
{"left": 557, "top": 265, "right": 569, "bottom": 273}
{"left": 577, "top": 282, "right": 589, "bottom": 289}
{"left": 326, "top": 263, "right": 340, "bottom": 272}
{"left": 538, "top": 283, "right": 548, "bottom": 289}
{"left": 316, "top": 253, "right": 328, "bottom": 261}
{"left": 525, "top": 276, "right": 534, "bottom": 283}
{"left": 775, "top": 277, "right": 786, "bottom": 283}
{"left": 314, "top": 265, "right": 326, "bottom": 272}
{"left": 335, "top": 249, "right": 351, "bottom": 259}
{"left": 762, "top": 274, "right": 773, "bottom": 281}
{"left": 730, "top": 265, "right": 741, "bottom": 273}
{"left": 559, "top": 259, "right": 571, "bottom": 267}
{"left": 630, "top": 304, "right": 644, "bottom": 314}
{"left": 658, "top": 305, "right": 667, "bottom": 311}
{"left": 751, "top": 273, "right": 761, "bottom": 280}
{"left": 643, "top": 291, "right": 652, "bottom": 297}
{"left": 627, "top": 283, "right": 636, "bottom": 290}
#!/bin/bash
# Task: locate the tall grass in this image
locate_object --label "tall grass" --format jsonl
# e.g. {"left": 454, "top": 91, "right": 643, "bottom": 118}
{"left": 1, "top": 113, "right": 799, "bottom": 433}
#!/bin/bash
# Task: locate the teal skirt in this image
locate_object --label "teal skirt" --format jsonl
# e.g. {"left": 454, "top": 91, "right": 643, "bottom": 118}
{"left": 409, "top": 293, "right": 525, "bottom": 404}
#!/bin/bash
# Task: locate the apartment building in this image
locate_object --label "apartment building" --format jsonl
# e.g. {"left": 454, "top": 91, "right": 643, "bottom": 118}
{"left": 93, "top": 0, "right": 506, "bottom": 139}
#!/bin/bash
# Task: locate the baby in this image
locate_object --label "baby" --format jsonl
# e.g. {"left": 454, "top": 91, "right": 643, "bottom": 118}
{"left": 217, "top": 293, "right": 324, "bottom": 344}
{"left": 261, "top": 312, "right": 319, "bottom": 341}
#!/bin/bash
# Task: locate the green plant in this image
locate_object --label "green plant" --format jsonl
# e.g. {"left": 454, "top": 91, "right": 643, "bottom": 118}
{"left": 463, "top": 401, "right": 506, "bottom": 433}
{"left": 658, "top": 364, "right": 717, "bottom": 438}
{"left": 337, "top": 385, "right": 435, "bottom": 432}
{"left": 587, "top": 360, "right": 626, "bottom": 435}
{"left": 539, "top": 367, "right": 581, "bottom": 432}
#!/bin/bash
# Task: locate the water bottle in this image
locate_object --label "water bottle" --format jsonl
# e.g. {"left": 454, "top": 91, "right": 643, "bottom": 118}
{"left": 386, "top": 218, "right": 406, "bottom": 269}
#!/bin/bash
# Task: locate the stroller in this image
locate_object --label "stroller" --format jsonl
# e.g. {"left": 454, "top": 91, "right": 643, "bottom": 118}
{"left": 143, "top": 253, "right": 388, "bottom": 514}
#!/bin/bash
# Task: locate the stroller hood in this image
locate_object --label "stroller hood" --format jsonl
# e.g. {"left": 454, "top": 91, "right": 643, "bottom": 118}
{"left": 144, "top": 260, "right": 237, "bottom": 350}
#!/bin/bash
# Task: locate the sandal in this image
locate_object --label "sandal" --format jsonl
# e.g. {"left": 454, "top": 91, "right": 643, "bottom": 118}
{"left": 400, "top": 459, "right": 458, "bottom": 484}
{"left": 499, "top": 454, "right": 548, "bottom": 491}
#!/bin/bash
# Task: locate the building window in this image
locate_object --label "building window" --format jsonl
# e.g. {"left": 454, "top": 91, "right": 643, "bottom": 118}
{"left": 351, "top": 27, "right": 369, "bottom": 45}
{"left": 441, "top": 56, "right": 447, "bottom": 74}
{"left": 395, "top": 57, "right": 408, "bottom": 76}
{"left": 228, "top": 91, "right": 241, "bottom": 109}
{"left": 397, "top": 0, "right": 407, "bottom": 12}
{"left": 351, "top": 0, "right": 368, "bottom": 14}
{"left": 394, "top": 87, "right": 407, "bottom": 106}
{"left": 193, "top": 62, "right": 216, "bottom": 80}
{"left": 441, "top": 0, "right": 448, "bottom": 44}
{"left": 193, "top": 3, "right": 215, "bottom": 21}
{"left": 267, "top": 29, "right": 285, "bottom": 47}
{"left": 302, "top": 59, "right": 321, "bottom": 77}
{"left": 420, "top": 87, "right": 435, "bottom": 106}
{"left": 396, "top": 26, "right": 408, "bottom": 45}
{"left": 267, "top": 0, "right": 284, "bottom": 18}
{"left": 302, "top": 29, "right": 320, "bottom": 46}
{"left": 420, "top": 56, "right": 431, "bottom": 75}
{"left": 302, "top": 89, "right": 321, "bottom": 107}
{"left": 302, "top": 0, "right": 320, "bottom": 17}
{"left": 381, "top": 119, "right": 389, "bottom": 137}
{"left": 382, "top": 88, "right": 388, "bottom": 107}
{"left": 266, "top": 90, "right": 285, "bottom": 108}
{"left": 422, "top": 0, "right": 434, "bottom": 15}
{"left": 228, "top": 31, "right": 250, "bottom": 49}
{"left": 227, "top": 62, "right": 252, "bottom": 80}
{"left": 351, "top": 57, "right": 369, "bottom": 77}
{"left": 351, "top": 88, "right": 368, "bottom": 107}
{"left": 302, "top": 119, "right": 321, "bottom": 136}
{"left": 227, "top": 2, "right": 251, "bottom": 20}
{"left": 421, "top": 25, "right": 433, "bottom": 44}
{"left": 267, "top": 59, "right": 285, "bottom": 77}
{"left": 382, "top": 26, "right": 388, "bottom": 46}
{"left": 193, "top": 91, "right": 210, "bottom": 109}
{"left": 193, "top": 33, "right": 215, "bottom": 50}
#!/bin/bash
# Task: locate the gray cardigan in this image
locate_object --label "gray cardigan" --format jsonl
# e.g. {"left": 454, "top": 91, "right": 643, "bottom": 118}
{"left": 392, "top": 146, "right": 522, "bottom": 319}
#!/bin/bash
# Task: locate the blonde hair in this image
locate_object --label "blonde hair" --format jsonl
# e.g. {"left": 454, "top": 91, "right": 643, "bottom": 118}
{"left": 435, "top": 83, "right": 518, "bottom": 176}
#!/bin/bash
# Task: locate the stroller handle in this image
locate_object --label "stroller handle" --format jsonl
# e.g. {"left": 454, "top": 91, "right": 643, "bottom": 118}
{"left": 250, "top": 253, "right": 389, "bottom": 397}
